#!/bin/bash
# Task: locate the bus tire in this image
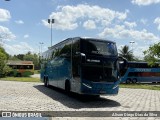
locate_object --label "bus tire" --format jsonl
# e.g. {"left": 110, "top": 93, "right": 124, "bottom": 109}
{"left": 126, "top": 78, "right": 131, "bottom": 84}
{"left": 44, "top": 77, "right": 49, "bottom": 87}
{"left": 65, "top": 80, "right": 70, "bottom": 94}
{"left": 132, "top": 78, "right": 137, "bottom": 84}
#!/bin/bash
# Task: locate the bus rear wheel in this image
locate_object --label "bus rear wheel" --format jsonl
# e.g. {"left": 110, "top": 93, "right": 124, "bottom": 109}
{"left": 126, "top": 78, "right": 131, "bottom": 84}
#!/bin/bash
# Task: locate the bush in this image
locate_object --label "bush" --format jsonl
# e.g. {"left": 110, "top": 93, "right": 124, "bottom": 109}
{"left": 0, "top": 52, "right": 7, "bottom": 78}
{"left": 3, "top": 65, "right": 13, "bottom": 77}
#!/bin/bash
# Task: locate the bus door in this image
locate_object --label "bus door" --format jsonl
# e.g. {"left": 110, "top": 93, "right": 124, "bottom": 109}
{"left": 72, "top": 40, "right": 81, "bottom": 93}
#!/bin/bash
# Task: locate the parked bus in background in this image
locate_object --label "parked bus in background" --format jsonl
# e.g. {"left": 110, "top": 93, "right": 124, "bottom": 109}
{"left": 40, "top": 37, "right": 127, "bottom": 96}
{"left": 7, "top": 61, "right": 34, "bottom": 77}
{"left": 120, "top": 61, "right": 160, "bottom": 83}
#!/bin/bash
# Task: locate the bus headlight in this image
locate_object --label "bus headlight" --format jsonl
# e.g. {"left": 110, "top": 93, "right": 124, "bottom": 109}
{"left": 113, "top": 84, "right": 118, "bottom": 89}
{"left": 82, "top": 83, "right": 92, "bottom": 89}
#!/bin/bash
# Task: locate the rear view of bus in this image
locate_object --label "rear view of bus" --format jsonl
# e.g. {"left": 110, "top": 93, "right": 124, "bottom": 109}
{"left": 41, "top": 37, "right": 126, "bottom": 96}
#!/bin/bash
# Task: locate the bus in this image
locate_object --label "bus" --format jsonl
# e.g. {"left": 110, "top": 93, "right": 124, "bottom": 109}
{"left": 7, "top": 61, "right": 34, "bottom": 77}
{"left": 120, "top": 61, "right": 160, "bottom": 83}
{"left": 40, "top": 37, "right": 127, "bottom": 96}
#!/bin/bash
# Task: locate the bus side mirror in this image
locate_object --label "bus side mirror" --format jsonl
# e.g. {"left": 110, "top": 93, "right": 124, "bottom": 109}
{"left": 76, "top": 52, "right": 86, "bottom": 63}
{"left": 118, "top": 57, "right": 128, "bottom": 76}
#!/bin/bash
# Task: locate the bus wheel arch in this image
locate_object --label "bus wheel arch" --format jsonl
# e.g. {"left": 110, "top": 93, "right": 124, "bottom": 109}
{"left": 65, "top": 80, "right": 71, "bottom": 94}
{"left": 132, "top": 78, "right": 137, "bottom": 84}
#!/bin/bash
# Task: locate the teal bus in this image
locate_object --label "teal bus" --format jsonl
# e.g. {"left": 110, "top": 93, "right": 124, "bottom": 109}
{"left": 40, "top": 37, "right": 127, "bottom": 96}
{"left": 120, "top": 62, "right": 160, "bottom": 83}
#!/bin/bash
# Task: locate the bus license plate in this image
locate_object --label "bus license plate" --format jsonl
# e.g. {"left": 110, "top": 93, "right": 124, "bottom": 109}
{"left": 100, "top": 91, "right": 106, "bottom": 94}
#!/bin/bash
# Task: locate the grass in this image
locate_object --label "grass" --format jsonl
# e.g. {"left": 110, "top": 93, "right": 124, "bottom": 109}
{"left": 0, "top": 77, "right": 41, "bottom": 82}
{"left": 120, "top": 83, "right": 160, "bottom": 91}
{"left": 0, "top": 76, "right": 160, "bottom": 91}
{"left": 34, "top": 70, "right": 40, "bottom": 74}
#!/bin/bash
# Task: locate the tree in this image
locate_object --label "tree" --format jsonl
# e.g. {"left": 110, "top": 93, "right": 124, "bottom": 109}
{"left": 0, "top": 46, "right": 8, "bottom": 77}
{"left": 16, "top": 54, "right": 24, "bottom": 60}
{"left": 119, "top": 45, "right": 134, "bottom": 61}
{"left": 0, "top": 46, "right": 9, "bottom": 59}
{"left": 9, "top": 52, "right": 40, "bottom": 70}
{"left": 0, "top": 52, "right": 7, "bottom": 76}
{"left": 144, "top": 42, "right": 160, "bottom": 66}
{"left": 23, "top": 53, "right": 40, "bottom": 69}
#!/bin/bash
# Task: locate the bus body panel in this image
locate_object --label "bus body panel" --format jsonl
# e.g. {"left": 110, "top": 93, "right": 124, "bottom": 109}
{"left": 121, "top": 67, "right": 160, "bottom": 83}
{"left": 81, "top": 79, "right": 119, "bottom": 95}
{"left": 40, "top": 37, "right": 123, "bottom": 95}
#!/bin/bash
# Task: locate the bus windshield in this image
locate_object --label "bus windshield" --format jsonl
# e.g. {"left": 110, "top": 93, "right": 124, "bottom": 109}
{"left": 81, "top": 40, "right": 117, "bottom": 56}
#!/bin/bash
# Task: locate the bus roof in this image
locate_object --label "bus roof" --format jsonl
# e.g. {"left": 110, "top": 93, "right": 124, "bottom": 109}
{"left": 49, "top": 37, "right": 116, "bottom": 50}
{"left": 128, "top": 61, "right": 160, "bottom": 64}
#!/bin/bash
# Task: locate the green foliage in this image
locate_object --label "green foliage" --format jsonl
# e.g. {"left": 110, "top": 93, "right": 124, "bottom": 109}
{"left": 24, "top": 53, "right": 39, "bottom": 69}
{"left": 2, "top": 65, "right": 13, "bottom": 76}
{"left": 0, "top": 46, "right": 9, "bottom": 59}
{"left": 144, "top": 42, "right": 160, "bottom": 66}
{"left": 0, "top": 77, "right": 40, "bottom": 82}
{"left": 0, "top": 52, "right": 7, "bottom": 77}
{"left": 0, "top": 46, "right": 8, "bottom": 77}
{"left": 119, "top": 45, "right": 134, "bottom": 61}
{"left": 9, "top": 52, "right": 40, "bottom": 70}
{"left": 120, "top": 83, "right": 160, "bottom": 91}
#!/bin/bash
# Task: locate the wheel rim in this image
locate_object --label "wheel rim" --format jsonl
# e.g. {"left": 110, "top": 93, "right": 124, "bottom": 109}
{"left": 126, "top": 78, "right": 131, "bottom": 84}
{"left": 132, "top": 78, "right": 137, "bottom": 83}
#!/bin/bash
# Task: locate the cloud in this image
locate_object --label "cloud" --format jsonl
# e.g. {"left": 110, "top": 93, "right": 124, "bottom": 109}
{"left": 15, "top": 20, "right": 24, "bottom": 24}
{"left": 140, "top": 19, "right": 148, "bottom": 25}
{"left": 131, "top": 0, "right": 160, "bottom": 6}
{"left": 4, "top": 42, "right": 35, "bottom": 55}
{"left": 0, "top": 8, "right": 11, "bottom": 22}
{"left": 24, "top": 34, "right": 29, "bottom": 38}
{"left": 124, "top": 21, "right": 137, "bottom": 29}
{"left": 0, "top": 26, "right": 16, "bottom": 41}
{"left": 83, "top": 20, "right": 96, "bottom": 30}
{"left": 154, "top": 17, "right": 160, "bottom": 31}
{"left": 42, "top": 4, "right": 128, "bottom": 30}
{"left": 98, "top": 25, "right": 160, "bottom": 43}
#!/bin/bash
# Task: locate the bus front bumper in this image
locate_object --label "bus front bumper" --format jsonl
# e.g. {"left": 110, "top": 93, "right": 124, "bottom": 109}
{"left": 81, "top": 82, "right": 119, "bottom": 95}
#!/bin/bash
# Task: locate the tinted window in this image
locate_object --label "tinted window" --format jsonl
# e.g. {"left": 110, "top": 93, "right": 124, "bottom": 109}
{"left": 81, "top": 40, "right": 117, "bottom": 56}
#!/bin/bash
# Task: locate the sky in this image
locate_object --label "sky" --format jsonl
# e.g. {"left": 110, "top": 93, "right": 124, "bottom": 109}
{"left": 0, "top": 0, "right": 160, "bottom": 59}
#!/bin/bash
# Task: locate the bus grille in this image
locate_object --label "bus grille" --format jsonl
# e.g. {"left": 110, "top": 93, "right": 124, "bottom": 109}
{"left": 82, "top": 66, "right": 116, "bottom": 82}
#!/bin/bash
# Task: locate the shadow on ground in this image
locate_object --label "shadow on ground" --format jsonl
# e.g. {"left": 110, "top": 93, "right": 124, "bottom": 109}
{"left": 34, "top": 85, "right": 121, "bottom": 109}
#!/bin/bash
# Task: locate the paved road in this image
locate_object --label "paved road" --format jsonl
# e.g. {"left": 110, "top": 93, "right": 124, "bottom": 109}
{"left": 0, "top": 80, "right": 160, "bottom": 120}
{"left": 30, "top": 74, "right": 40, "bottom": 78}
